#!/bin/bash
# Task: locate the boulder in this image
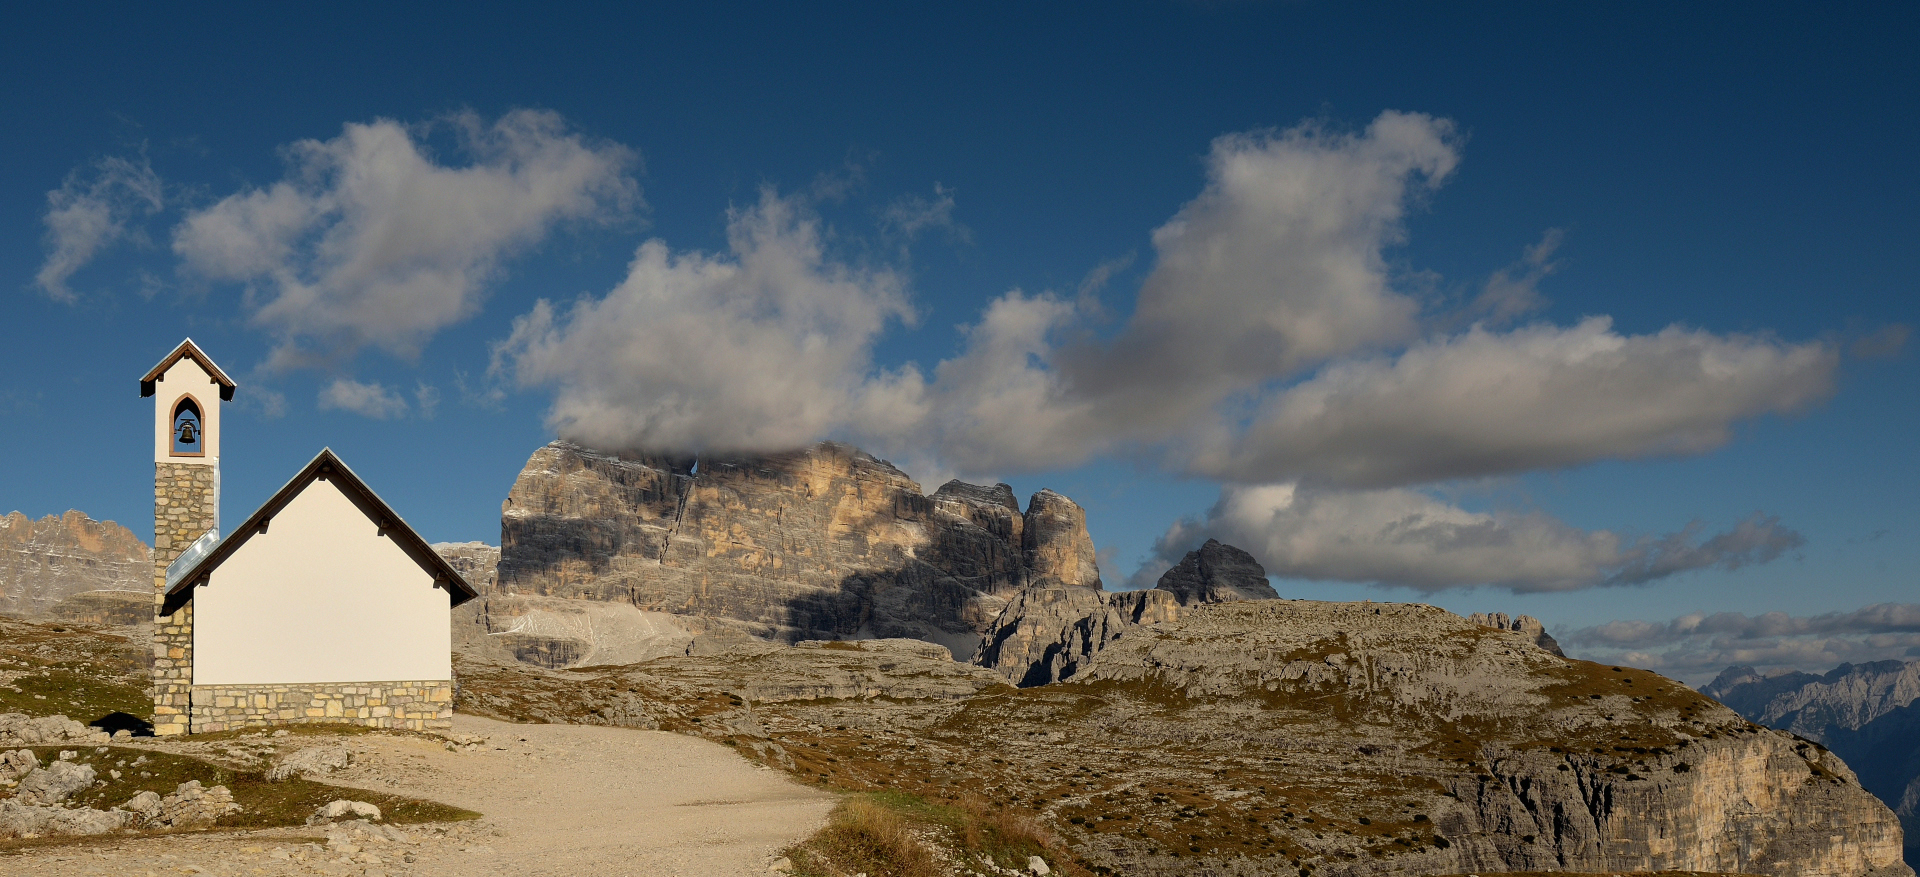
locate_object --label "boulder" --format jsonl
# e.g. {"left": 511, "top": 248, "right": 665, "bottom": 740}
{"left": 13, "top": 759, "right": 94, "bottom": 804}
{"left": 0, "top": 713, "right": 111, "bottom": 746}
{"left": 266, "top": 743, "right": 353, "bottom": 782}
{"left": 120, "top": 789, "right": 163, "bottom": 822}
{"left": 157, "top": 780, "right": 240, "bottom": 828}
{"left": 0, "top": 800, "right": 131, "bottom": 838}
{"left": 0, "top": 748, "right": 37, "bottom": 781}
{"left": 308, "top": 799, "right": 383, "bottom": 824}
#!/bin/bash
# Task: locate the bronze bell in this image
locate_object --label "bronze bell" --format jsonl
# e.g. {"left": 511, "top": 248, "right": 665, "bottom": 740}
{"left": 176, "top": 420, "right": 198, "bottom": 444}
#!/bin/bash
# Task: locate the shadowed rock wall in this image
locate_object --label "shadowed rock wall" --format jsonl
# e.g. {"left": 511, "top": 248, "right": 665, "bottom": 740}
{"left": 494, "top": 441, "right": 1103, "bottom": 652}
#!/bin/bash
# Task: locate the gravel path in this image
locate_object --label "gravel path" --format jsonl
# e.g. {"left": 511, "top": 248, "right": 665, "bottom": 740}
{"left": 3, "top": 715, "right": 836, "bottom": 877}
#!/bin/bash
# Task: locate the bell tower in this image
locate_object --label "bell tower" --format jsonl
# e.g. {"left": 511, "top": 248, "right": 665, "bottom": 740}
{"left": 139, "top": 339, "right": 236, "bottom": 736}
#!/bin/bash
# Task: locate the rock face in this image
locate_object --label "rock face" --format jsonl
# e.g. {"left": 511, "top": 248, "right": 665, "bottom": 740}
{"left": 1467, "top": 610, "right": 1566, "bottom": 657}
{"left": 1153, "top": 539, "right": 1279, "bottom": 604}
{"left": 1058, "top": 600, "right": 1911, "bottom": 877}
{"left": 492, "top": 441, "right": 1103, "bottom": 661}
{"left": 0, "top": 510, "right": 150, "bottom": 620}
{"left": 972, "top": 587, "right": 1180, "bottom": 686}
{"left": 433, "top": 542, "right": 500, "bottom": 592}
{"left": 1706, "top": 659, "right": 1920, "bottom": 865}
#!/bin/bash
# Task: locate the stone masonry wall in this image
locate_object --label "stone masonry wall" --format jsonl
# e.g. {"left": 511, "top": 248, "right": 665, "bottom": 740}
{"left": 189, "top": 681, "right": 453, "bottom": 733}
{"left": 153, "top": 461, "right": 217, "bottom": 736}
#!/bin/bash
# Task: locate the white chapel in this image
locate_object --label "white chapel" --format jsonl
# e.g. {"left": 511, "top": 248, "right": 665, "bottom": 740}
{"left": 140, "top": 339, "right": 476, "bottom": 735}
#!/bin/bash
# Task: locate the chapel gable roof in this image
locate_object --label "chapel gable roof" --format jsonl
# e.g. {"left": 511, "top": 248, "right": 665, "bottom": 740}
{"left": 162, "top": 448, "right": 479, "bottom": 614}
{"left": 140, "top": 338, "right": 237, "bottom": 401}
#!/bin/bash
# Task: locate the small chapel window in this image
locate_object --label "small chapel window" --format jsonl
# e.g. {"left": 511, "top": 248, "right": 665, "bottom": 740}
{"left": 172, "top": 398, "right": 204, "bottom": 456}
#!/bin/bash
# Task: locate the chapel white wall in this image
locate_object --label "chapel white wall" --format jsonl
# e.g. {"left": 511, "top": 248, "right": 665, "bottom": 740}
{"left": 191, "top": 479, "right": 452, "bottom": 686}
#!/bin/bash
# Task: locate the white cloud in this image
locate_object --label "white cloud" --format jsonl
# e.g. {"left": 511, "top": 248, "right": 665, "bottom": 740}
{"left": 1148, "top": 483, "right": 1803, "bottom": 593}
{"left": 880, "top": 183, "right": 968, "bottom": 245}
{"left": 318, "top": 378, "right": 410, "bottom": 419}
{"left": 877, "top": 111, "right": 1460, "bottom": 476}
{"left": 1467, "top": 228, "right": 1560, "bottom": 325}
{"left": 36, "top": 155, "right": 164, "bottom": 302}
{"left": 414, "top": 382, "right": 441, "bottom": 419}
{"left": 1190, "top": 317, "right": 1837, "bottom": 487}
{"left": 1564, "top": 604, "right": 1920, "bottom": 681}
{"left": 173, "top": 110, "right": 637, "bottom": 367}
{"left": 495, "top": 187, "right": 918, "bottom": 453}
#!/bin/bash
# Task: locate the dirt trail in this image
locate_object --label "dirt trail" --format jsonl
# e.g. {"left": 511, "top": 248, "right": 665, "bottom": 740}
{"left": 4, "top": 715, "right": 836, "bottom": 877}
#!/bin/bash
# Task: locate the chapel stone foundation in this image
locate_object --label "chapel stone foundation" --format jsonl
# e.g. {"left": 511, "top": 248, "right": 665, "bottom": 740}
{"left": 189, "top": 680, "right": 453, "bottom": 734}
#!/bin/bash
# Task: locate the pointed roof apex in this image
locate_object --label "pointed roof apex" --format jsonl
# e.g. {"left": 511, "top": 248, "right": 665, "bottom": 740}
{"left": 161, "top": 447, "right": 478, "bottom": 614}
{"left": 140, "top": 338, "right": 236, "bottom": 401}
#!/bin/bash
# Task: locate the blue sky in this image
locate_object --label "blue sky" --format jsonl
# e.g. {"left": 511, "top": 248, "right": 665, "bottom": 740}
{"left": 4, "top": 3, "right": 1915, "bottom": 683}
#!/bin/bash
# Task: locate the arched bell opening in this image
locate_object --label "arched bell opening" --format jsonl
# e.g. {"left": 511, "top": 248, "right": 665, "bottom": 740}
{"left": 171, "top": 395, "right": 205, "bottom": 457}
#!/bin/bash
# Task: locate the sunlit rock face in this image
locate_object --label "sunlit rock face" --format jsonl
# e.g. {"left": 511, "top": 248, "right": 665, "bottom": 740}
{"left": 0, "top": 510, "right": 150, "bottom": 621}
{"left": 1707, "top": 658, "right": 1920, "bottom": 867}
{"left": 482, "top": 441, "right": 1104, "bottom": 662}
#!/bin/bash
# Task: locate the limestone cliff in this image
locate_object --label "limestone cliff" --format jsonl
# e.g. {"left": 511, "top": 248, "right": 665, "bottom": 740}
{"left": 0, "top": 511, "right": 150, "bottom": 621}
{"left": 491, "top": 441, "right": 1102, "bottom": 660}
{"left": 1707, "top": 659, "right": 1920, "bottom": 865}
{"left": 971, "top": 586, "right": 1180, "bottom": 685}
{"left": 1058, "top": 600, "right": 1912, "bottom": 877}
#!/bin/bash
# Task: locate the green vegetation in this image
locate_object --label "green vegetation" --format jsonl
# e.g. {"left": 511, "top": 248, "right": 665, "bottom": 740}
{"left": 0, "top": 620, "right": 149, "bottom": 724}
{"left": 0, "top": 745, "right": 476, "bottom": 849}
{"left": 785, "top": 790, "right": 1077, "bottom": 877}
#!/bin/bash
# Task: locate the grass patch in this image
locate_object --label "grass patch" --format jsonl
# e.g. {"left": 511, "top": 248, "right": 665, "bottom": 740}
{"left": 786, "top": 789, "right": 1079, "bottom": 877}
{"left": 8, "top": 745, "right": 477, "bottom": 840}
{"left": 789, "top": 796, "right": 941, "bottom": 877}
{"left": 0, "top": 619, "right": 150, "bottom": 725}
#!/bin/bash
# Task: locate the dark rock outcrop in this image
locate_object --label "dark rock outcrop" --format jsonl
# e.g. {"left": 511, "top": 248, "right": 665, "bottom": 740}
{"left": 1153, "top": 539, "right": 1279, "bottom": 604}
{"left": 1467, "top": 610, "right": 1566, "bottom": 657}
{"left": 0, "top": 511, "right": 150, "bottom": 621}
{"left": 1706, "top": 659, "right": 1920, "bottom": 865}
{"left": 971, "top": 586, "right": 1180, "bottom": 686}
{"left": 491, "top": 441, "right": 1102, "bottom": 660}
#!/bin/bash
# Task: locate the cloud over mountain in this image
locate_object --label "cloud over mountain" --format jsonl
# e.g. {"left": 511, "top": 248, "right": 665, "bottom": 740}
{"left": 1564, "top": 604, "right": 1920, "bottom": 680}
{"left": 173, "top": 110, "right": 637, "bottom": 368}
{"left": 1144, "top": 484, "right": 1804, "bottom": 593}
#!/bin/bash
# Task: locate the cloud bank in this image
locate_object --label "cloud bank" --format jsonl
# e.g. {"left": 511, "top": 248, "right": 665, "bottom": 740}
{"left": 494, "top": 188, "right": 917, "bottom": 452}
{"left": 174, "top": 109, "right": 637, "bottom": 368}
{"left": 36, "top": 155, "right": 164, "bottom": 302}
{"left": 42, "top": 107, "right": 1840, "bottom": 593}
{"left": 491, "top": 110, "right": 1832, "bottom": 593}
{"left": 1564, "top": 604, "right": 1920, "bottom": 681}
{"left": 1144, "top": 484, "right": 1803, "bottom": 593}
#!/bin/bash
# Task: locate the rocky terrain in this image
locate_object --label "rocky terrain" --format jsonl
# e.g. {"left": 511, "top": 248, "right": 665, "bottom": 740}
{"left": 478, "top": 441, "right": 1103, "bottom": 664}
{"left": 0, "top": 511, "right": 150, "bottom": 623}
{"left": 1706, "top": 660, "right": 1920, "bottom": 865}
{"left": 456, "top": 599, "right": 1912, "bottom": 877}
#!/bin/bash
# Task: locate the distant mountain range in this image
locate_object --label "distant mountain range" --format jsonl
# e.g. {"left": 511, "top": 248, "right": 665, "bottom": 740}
{"left": 1706, "top": 659, "right": 1920, "bottom": 865}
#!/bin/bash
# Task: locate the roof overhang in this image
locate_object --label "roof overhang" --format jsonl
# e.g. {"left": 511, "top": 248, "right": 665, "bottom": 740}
{"left": 162, "top": 448, "right": 479, "bottom": 615}
{"left": 140, "top": 338, "right": 237, "bottom": 402}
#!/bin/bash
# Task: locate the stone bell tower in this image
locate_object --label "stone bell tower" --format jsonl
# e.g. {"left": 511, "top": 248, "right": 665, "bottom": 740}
{"left": 139, "top": 339, "right": 236, "bottom": 736}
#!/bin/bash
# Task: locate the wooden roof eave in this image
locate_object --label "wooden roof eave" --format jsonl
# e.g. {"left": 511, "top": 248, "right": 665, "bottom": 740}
{"left": 161, "top": 448, "right": 478, "bottom": 615}
{"left": 140, "top": 338, "right": 237, "bottom": 402}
